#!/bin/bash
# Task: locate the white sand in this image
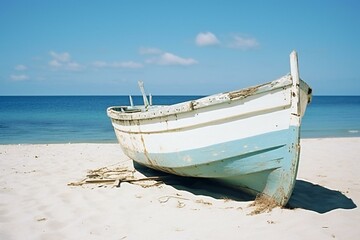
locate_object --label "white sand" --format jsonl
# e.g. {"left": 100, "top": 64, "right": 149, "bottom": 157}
{"left": 0, "top": 138, "right": 359, "bottom": 240}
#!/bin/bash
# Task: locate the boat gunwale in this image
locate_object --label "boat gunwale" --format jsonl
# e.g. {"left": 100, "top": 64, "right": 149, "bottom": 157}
{"left": 107, "top": 74, "right": 294, "bottom": 121}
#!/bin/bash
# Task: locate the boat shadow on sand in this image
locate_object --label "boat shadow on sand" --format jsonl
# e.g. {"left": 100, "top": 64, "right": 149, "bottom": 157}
{"left": 134, "top": 163, "right": 357, "bottom": 214}
{"left": 288, "top": 180, "right": 357, "bottom": 213}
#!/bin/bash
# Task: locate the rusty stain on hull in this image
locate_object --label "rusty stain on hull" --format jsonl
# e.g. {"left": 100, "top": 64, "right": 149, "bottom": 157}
{"left": 140, "top": 134, "right": 155, "bottom": 166}
{"left": 229, "top": 84, "right": 263, "bottom": 100}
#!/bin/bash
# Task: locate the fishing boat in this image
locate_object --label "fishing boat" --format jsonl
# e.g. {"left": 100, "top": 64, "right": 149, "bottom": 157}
{"left": 107, "top": 51, "right": 312, "bottom": 206}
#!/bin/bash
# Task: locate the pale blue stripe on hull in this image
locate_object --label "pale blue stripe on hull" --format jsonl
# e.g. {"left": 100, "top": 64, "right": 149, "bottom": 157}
{"left": 125, "top": 126, "right": 300, "bottom": 205}
{"left": 128, "top": 126, "right": 298, "bottom": 178}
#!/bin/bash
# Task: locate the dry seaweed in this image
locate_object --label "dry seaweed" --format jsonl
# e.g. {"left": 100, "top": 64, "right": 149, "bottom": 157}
{"left": 248, "top": 194, "right": 280, "bottom": 215}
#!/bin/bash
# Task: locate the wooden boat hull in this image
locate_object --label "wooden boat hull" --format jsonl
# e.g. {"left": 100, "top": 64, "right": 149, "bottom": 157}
{"left": 107, "top": 51, "right": 312, "bottom": 206}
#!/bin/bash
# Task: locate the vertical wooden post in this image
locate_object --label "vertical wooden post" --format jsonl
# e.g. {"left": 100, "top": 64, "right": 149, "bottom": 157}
{"left": 290, "top": 51, "right": 301, "bottom": 117}
{"left": 290, "top": 51, "right": 300, "bottom": 88}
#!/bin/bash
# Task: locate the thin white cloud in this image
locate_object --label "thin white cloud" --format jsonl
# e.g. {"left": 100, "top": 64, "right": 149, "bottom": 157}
{"left": 49, "top": 59, "right": 62, "bottom": 68}
{"left": 139, "top": 47, "right": 162, "bottom": 55}
{"left": 112, "top": 61, "right": 143, "bottom": 68}
{"left": 194, "top": 32, "right": 259, "bottom": 50}
{"left": 48, "top": 51, "right": 84, "bottom": 71}
{"left": 92, "top": 61, "right": 143, "bottom": 69}
{"left": 67, "top": 62, "right": 84, "bottom": 71}
{"left": 195, "top": 32, "right": 220, "bottom": 46}
{"left": 146, "top": 52, "right": 198, "bottom": 66}
{"left": 228, "top": 35, "right": 259, "bottom": 50}
{"left": 49, "top": 51, "right": 71, "bottom": 62}
{"left": 15, "top": 64, "right": 27, "bottom": 71}
{"left": 92, "top": 61, "right": 108, "bottom": 68}
{"left": 10, "top": 74, "right": 29, "bottom": 81}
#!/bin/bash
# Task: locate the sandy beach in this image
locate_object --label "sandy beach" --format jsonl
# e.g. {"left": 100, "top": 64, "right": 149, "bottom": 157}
{"left": 0, "top": 138, "right": 359, "bottom": 240}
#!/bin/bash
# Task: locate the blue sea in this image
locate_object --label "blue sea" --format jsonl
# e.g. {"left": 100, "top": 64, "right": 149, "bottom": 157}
{"left": 0, "top": 96, "right": 359, "bottom": 144}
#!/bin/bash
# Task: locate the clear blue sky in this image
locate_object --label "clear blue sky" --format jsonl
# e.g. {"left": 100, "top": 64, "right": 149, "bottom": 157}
{"left": 1, "top": 0, "right": 359, "bottom": 95}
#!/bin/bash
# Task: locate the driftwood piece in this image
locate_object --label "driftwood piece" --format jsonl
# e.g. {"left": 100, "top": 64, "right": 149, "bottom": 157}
{"left": 85, "top": 179, "right": 116, "bottom": 184}
{"left": 68, "top": 166, "right": 164, "bottom": 188}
